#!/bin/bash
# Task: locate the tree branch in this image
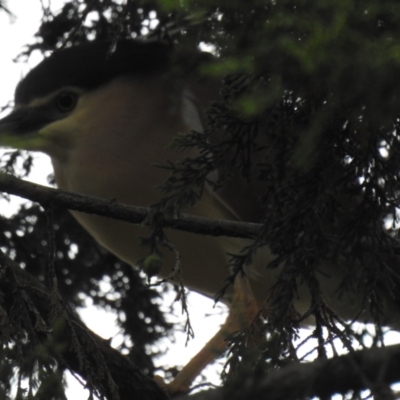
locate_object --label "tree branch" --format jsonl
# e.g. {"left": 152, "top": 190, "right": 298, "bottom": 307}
{"left": 0, "top": 173, "right": 262, "bottom": 239}
{"left": 180, "top": 344, "right": 400, "bottom": 400}
{"left": 0, "top": 250, "right": 168, "bottom": 400}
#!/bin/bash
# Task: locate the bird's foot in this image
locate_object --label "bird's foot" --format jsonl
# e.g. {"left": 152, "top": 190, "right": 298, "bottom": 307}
{"left": 154, "top": 375, "right": 190, "bottom": 397}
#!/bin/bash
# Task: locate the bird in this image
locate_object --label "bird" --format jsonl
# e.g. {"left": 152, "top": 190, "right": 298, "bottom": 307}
{"left": 0, "top": 39, "right": 267, "bottom": 394}
{"left": 0, "top": 39, "right": 399, "bottom": 395}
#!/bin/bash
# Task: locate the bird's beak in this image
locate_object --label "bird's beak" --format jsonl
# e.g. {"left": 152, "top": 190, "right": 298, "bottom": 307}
{"left": 0, "top": 106, "right": 56, "bottom": 150}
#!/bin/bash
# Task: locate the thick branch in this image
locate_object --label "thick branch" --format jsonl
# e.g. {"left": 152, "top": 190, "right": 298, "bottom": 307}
{"left": 0, "top": 173, "right": 261, "bottom": 239}
{"left": 0, "top": 251, "right": 168, "bottom": 400}
{"left": 181, "top": 344, "right": 400, "bottom": 400}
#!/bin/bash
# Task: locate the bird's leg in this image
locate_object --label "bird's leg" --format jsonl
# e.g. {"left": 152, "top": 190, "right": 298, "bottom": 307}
{"left": 164, "top": 275, "right": 259, "bottom": 396}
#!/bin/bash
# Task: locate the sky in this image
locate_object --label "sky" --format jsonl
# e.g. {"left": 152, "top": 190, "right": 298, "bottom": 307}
{"left": 0, "top": 1, "right": 227, "bottom": 398}
{"left": 2, "top": 1, "right": 400, "bottom": 399}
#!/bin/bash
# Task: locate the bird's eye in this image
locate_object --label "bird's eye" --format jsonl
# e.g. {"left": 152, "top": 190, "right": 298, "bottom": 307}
{"left": 55, "top": 92, "right": 78, "bottom": 112}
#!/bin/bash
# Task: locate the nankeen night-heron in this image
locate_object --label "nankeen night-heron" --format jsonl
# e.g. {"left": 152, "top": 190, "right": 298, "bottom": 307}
{"left": 1, "top": 39, "right": 400, "bottom": 394}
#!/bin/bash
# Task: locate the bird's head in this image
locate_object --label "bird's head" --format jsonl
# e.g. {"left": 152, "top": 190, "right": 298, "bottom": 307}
{"left": 0, "top": 40, "right": 172, "bottom": 159}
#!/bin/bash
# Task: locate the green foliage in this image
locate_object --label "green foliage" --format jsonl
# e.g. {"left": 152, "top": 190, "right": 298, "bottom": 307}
{"left": 3, "top": 0, "right": 400, "bottom": 398}
{"left": 0, "top": 201, "right": 172, "bottom": 398}
{"left": 153, "top": 0, "right": 400, "bottom": 390}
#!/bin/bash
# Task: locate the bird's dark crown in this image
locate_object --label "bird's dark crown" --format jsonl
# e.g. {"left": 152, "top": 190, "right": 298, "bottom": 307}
{"left": 15, "top": 40, "right": 172, "bottom": 105}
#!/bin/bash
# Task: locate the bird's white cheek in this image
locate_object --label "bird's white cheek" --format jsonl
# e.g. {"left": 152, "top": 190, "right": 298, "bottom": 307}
{"left": 38, "top": 118, "right": 81, "bottom": 160}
